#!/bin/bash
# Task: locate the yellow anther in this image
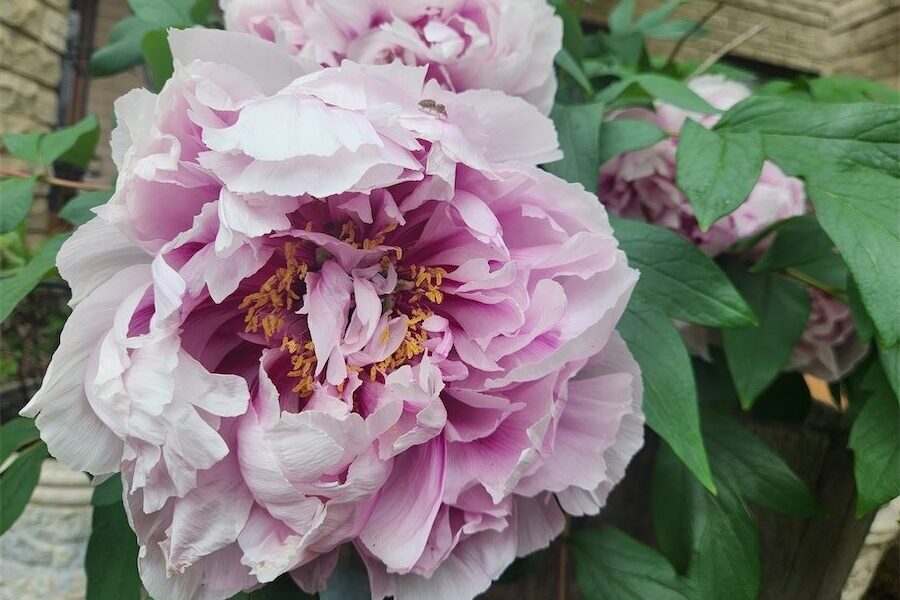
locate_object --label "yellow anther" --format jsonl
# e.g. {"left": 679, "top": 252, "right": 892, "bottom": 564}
{"left": 240, "top": 243, "right": 308, "bottom": 341}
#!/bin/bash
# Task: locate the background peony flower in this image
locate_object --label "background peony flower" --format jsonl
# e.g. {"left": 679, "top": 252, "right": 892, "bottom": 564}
{"left": 220, "top": 0, "right": 562, "bottom": 113}
{"left": 790, "top": 290, "right": 869, "bottom": 382}
{"left": 599, "top": 74, "right": 865, "bottom": 381}
{"left": 23, "top": 28, "right": 642, "bottom": 600}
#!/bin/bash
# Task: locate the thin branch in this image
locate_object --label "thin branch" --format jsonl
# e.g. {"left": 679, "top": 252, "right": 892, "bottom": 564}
{"left": 0, "top": 166, "right": 112, "bottom": 192}
{"left": 558, "top": 515, "right": 572, "bottom": 600}
{"left": 689, "top": 21, "right": 768, "bottom": 80}
{"left": 665, "top": 1, "right": 725, "bottom": 66}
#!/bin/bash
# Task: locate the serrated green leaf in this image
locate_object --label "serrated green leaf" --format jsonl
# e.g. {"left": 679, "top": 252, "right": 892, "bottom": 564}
{"left": 805, "top": 166, "right": 900, "bottom": 347}
{"left": 848, "top": 360, "right": 900, "bottom": 515}
{"left": 619, "top": 298, "right": 716, "bottom": 493}
{"left": 0, "top": 417, "right": 40, "bottom": 466}
{"left": 59, "top": 189, "right": 113, "bottom": 226}
{"left": 86, "top": 499, "right": 142, "bottom": 600}
{"left": 572, "top": 526, "right": 694, "bottom": 600}
{"left": 543, "top": 102, "right": 605, "bottom": 193}
{"left": 0, "top": 176, "right": 37, "bottom": 233}
{"left": 612, "top": 217, "right": 756, "bottom": 328}
{"left": 723, "top": 270, "right": 811, "bottom": 408}
{"left": 703, "top": 412, "right": 820, "bottom": 516}
{"left": 2, "top": 132, "right": 42, "bottom": 164}
{"left": 0, "top": 441, "right": 48, "bottom": 535}
{"left": 676, "top": 120, "right": 764, "bottom": 229}
{"left": 142, "top": 29, "right": 175, "bottom": 92}
{"left": 0, "top": 233, "right": 69, "bottom": 323}
{"left": 598, "top": 118, "right": 667, "bottom": 165}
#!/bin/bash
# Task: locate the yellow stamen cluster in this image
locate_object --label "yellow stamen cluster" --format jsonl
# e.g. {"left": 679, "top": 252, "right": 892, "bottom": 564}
{"left": 370, "top": 308, "right": 432, "bottom": 381}
{"left": 240, "top": 243, "right": 309, "bottom": 340}
{"left": 282, "top": 337, "right": 317, "bottom": 396}
{"left": 340, "top": 220, "right": 401, "bottom": 257}
{"left": 408, "top": 265, "right": 448, "bottom": 304}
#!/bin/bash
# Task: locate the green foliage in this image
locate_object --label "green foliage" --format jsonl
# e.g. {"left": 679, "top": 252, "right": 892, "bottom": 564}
{"left": 228, "top": 576, "right": 316, "bottom": 599}
{"left": 722, "top": 270, "right": 811, "bottom": 409}
{"left": 91, "top": 474, "right": 124, "bottom": 507}
{"left": 612, "top": 218, "right": 756, "bottom": 328}
{"left": 59, "top": 190, "right": 114, "bottom": 226}
{"left": 0, "top": 176, "right": 37, "bottom": 233}
{"left": 543, "top": 102, "right": 605, "bottom": 193}
{"left": 597, "top": 74, "right": 717, "bottom": 113}
{"left": 572, "top": 526, "right": 694, "bottom": 600}
{"left": 91, "top": 0, "right": 215, "bottom": 77}
{"left": 675, "top": 120, "right": 763, "bottom": 230}
{"left": 848, "top": 360, "right": 900, "bottom": 516}
{"left": 142, "top": 29, "right": 176, "bottom": 91}
{"left": 619, "top": 297, "right": 715, "bottom": 493}
{"left": 86, "top": 496, "right": 143, "bottom": 600}
{"left": 597, "top": 118, "right": 667, "bottom": 165}
{"left": 0, "top": 234, "right": 69, "bottom": 324}
{"left": 0, "top": 441, "right": 49, "bottom": 535}
{"left": 0, "top": 417, "right": 40, "bottom": 465}
{"left": 752, "top": 216, "right": 837, "bottom": 274}
{"left": 3, "top": 116, "right": 100, "bottom": 168}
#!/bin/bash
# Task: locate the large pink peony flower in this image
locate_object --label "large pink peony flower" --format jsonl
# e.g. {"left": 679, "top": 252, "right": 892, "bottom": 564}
{"left": 599, "top": 75, "right": 807, "bottom": 257}
{"left": 220, "top": 0, "right": 562, "bottom": 113}
{"left": 599, "top": 75, "right": 865, "bottom": 381}
{"left": 23, "top": 29, "right": 643, "bottom": 600}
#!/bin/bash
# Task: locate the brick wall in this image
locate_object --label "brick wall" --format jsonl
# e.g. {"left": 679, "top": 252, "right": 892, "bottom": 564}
{"left": 0, "top": 0, "right": 70, "bottom": 236}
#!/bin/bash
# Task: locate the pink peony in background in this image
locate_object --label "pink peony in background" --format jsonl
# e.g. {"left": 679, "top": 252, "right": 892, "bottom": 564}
{"left": 599, "top": 74, "right": 866, "bottom": 381}
{"left": 220, "top": 0, "right": 562, "bottom": 113}
{"left": 23, "top": 28, "right": 643, "bottom": 600}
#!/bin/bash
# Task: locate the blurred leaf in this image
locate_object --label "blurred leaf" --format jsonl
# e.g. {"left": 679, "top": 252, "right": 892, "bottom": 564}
{"left": 499, "top": 549, "right": 550, "bottom": 583}
{"left": 190, "top": 0, "right": 215, "bottom": 24}
{"left": 808, "top": 76, "right": 900, "bottom": 104}
{"left": 608, "top": 0, "right": 636, "bottom": 34}
{"left": 91, "top": 474, "right": 124, "bottom": 507}
{"left": 0, "top": 441, "right": 48, "bottom": 535}
{"left": 676, "top": 120, "right": 763, "bottom": 230}
{"left": 646, "top": 19, "right": 705, "bottom": 40}
{"left": 0, "top": 176, "right": 37, "bottom": 233}
{"left": 550, "top": 0, "right": 584, "bottom": 60}
{"left": 598, "top": 74, "right": 718, "bottom": 114}
{"left": 91, "top": 17, "right": 156, "bottom": 76}
{"left": 848, "top": 360, "right": 900, "bottom": 515}
{"left": 619, "top": 297, "right": 716, "bottom": 493}
{"left": 59, "top": 189, "right": 113, "bottom": 226}
{"left": 86, "top": 499, "right": 142, "bottom": 600}
{"left": 320, "top": 559, "right": 370, "bottom": 600}
{"left": 142, "top": 29, "right": 175, "bottom": 92}
{"left": 847, "top": 275, "right": 875, "bottom": 343}
{"left": 2, "top": 132, "right": 42, "bottom": 164}
{"left": 723, "top": 270, "right": 811, "bottom": 409}
{"left": 752, "top": 216, "right": 836, "bottom": 273}
{"left": 0, "top": 233, "right": 70, "bottom": 323}
{"left": 879, "top": 343, "right": 899, "bottom": 399}
{"left": 543, "top": 102, "right": 605, "bottom": 193}
{"left": 572, "top": 526, "right": 694, "bottom": 600}
{"left": 127, "top": 0, "right": 192, "bottom": 25}
{"left": 598, "top": 118, "right": 667, "bottom": 165}
{"left": 612, "top": 217, "right": 756, "bottom": 328}
{"left": 0, "top": 418, "right": 40, "bottom": 467}
{"left": 53, "top": 116, "right": 101, "bottom": 168}
{"left": 555, "top": 49, "right": 593, "bottom": 95}
{"left": 703, "top": 412, "right": 819, "bottom": 516}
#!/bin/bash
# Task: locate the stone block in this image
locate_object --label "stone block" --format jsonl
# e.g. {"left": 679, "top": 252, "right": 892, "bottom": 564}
{"left": 0, "top": 25, "right": 61, "bottom": 87}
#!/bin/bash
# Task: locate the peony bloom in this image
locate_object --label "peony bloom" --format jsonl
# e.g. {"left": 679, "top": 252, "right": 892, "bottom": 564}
{"left": 220, "top": 0, "right": 562, "bottom": 113}
{"left": 23, "top": 29, "right": 642, "bottom": 600}
{"left": 599, "top": 74, "right": 865, "bottom": 381}
{"left": 790, "top": 290, "right": 868, "bottom": 382}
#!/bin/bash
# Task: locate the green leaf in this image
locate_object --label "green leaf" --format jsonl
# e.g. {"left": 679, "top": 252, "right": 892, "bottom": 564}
{"left": 634, "top": 0, "right": 687, "bottom": 31}
{"left": 543, "top": 102, "right": 605, "bottom": 194}
{"left": 86, "top": 499, "right": 142, "bottom": 600}
{"left": 320, "top": 560, "right": 370, "bottom": 600}
{"left": 608, "top": 0, "right": 636, "bottom": 34}
{"left": 848, "top": 360, "right": 900, "bottom": 515}
{"left": 598, "top": 118, "right": 667, "bottom": 165}
{"left": 715, "top": 97, "right": 900, "bottom": 177}
{"left": 645, "top": 19, "right": 705, "bottom": 40}
{"left": 805, "top": 166, "right": 900, "bottom": 347}
{"left": 676, "top": 119, "right": 764, "bottom": 229}
{"left": 91, "top": 474, "right": 124, "bottom": 507}
{"left": 127, "top": 0, "right": 192, "bottom": 26}
{"left": 0, "top": 233, "right": 69, "bottom": 323}
{"left": 752, "top": 215, "right": 837, "bottom": 273}
{"left": 0, "top": 417, "right": 40, "bottom": 466}
{"left": 59, "top": 189, "right": 113, "bottom": 226}
{"left": 0, "top": 442, "right": 49, "bottom": 535}
{"left": 0, "top": 176, "right": 37, "bottom": 233}
{"left": 611, "top": 217, "right": 756, "bottom": 328}
{"left": 703, "top": 412, "right": 819, "bottom": 516}
{"left": 189, "top": 0, "right": 215, "bottom": 24}
{"left": 619, "top": 298, "right": 716, "bottom": 493}
{"left": 550, "top": 0, "right": 584, "bottom": 60}
{"left": 40, "top": 116, "right": 101, "bottom": 168}
{"left": 722, "top": 271, "right": 811, "bottom": 409}
{"left": 599, "top": 74, "right": 718, "bottom": 114}
{"left": 142, "top": 29, "right": 175, "bottom": 92}
{"left": 2, "top": 132, "right": 42, "bottom": 164}
{"left": 572, "top": 526, "right": 694, "bottom": 600}
{"left": 653, "top": 443, "right": 761, "bottom": 600}
{"left": 879, "top": 343, "right": 899, "bottom": 399}
{"left": 847, "top": 275, "right": 875, "bottom": 343}
{"left": 555, "top": 49, "right": 593, "bottom": 95}
{"left": 91, "top": 17, "right": 156, "bottom": 76}
{"left": 808, "top": 76, "right": 900, "bottom": 105}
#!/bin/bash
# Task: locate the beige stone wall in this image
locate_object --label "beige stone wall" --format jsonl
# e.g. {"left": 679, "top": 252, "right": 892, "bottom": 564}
{"left": 0, "top": 0, "right": 70, "bottom": 236}
{"left": 584, "top": 0, "right": 900, "bottom": 86}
